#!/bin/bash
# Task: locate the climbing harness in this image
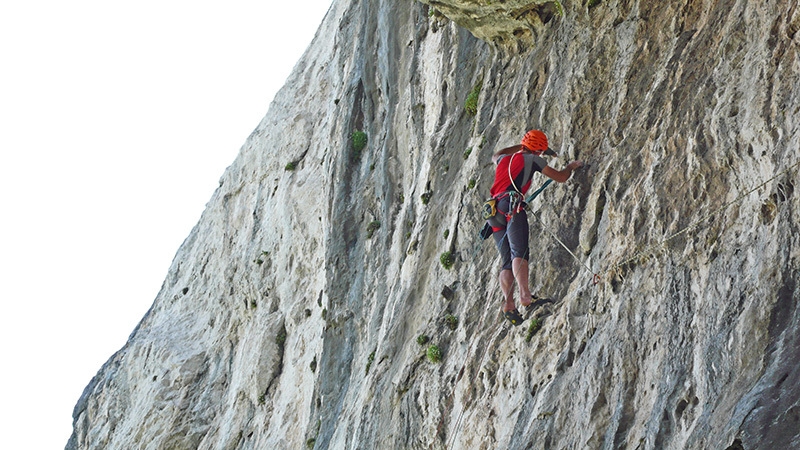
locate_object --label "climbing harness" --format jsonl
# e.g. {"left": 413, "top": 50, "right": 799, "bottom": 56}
{"left": 477, "top": 177, "right": 550, "bottom": 242}
{"left": 480, "top": 151, "right": 536, "bottom": 223}
{"left": 497, "top": 191, "right": 525, "bottom": 222}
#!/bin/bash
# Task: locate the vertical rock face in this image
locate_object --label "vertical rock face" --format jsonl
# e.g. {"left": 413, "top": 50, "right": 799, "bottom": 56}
{"left": 68, "top": 0, "right": 800, "bottom": 449}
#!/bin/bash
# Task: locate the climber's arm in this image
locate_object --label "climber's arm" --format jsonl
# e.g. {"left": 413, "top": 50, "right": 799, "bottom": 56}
{"left": 542, "top": 160, "right": 583, "bottom": 183}
{"left": 492, "top": 145, "right": 524, "bottom": 164}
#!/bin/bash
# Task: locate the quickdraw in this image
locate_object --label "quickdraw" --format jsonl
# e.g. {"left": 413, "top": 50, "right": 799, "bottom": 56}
{"left": 484, "top": 191, "right": 525, "bottom": 223}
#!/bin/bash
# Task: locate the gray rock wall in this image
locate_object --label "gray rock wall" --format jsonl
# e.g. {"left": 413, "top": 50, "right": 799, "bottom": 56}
{"left": 69, "top": 0, "right": 800, "bottom": 449}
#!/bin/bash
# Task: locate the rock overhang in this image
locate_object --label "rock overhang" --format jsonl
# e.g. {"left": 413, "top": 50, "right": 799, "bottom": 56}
{"left": 419, "top": 0, "right": 564, "bottom": 45}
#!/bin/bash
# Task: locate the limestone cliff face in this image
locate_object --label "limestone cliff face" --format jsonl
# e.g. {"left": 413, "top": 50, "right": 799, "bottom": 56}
{"left": 68, "top": 0, "right": 800, "bottom": 449}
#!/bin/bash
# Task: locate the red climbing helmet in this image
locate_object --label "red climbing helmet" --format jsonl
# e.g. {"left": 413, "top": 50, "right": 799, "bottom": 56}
{"left": 521, "top": 129, "right": 549, "bottom": 154}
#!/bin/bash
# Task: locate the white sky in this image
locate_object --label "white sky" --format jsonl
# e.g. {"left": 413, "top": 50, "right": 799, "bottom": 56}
{"left": 0, "top": 1, "right": 333, "bottom": 448}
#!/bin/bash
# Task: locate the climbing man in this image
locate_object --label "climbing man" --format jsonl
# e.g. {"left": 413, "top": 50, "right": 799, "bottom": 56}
{"left": 486, "top": 129, "right": 583, "bottom": 326}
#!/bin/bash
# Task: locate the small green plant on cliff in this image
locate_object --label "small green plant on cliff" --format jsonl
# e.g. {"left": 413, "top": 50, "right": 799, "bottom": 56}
{"left": 276, "top": 329, "right": 287, "bottom": 346}
{"left": 554, "top": 0, "right": 564, "bottom": 17}
{"left": 417, "top": 334, "right": 429, "bottom": 345}
{"left": 421, "top": 191, "right": 432, "bottom": 205}
{"left": 365, "top": 350, "right": 376, "bottom": 375}
{"left": 306, "top": 420, "right": 321, "bottom": 448}
{"left": 428, "top": 7, "right": 447, "bottom": 20}
{"left": 440, "top": 251, "right": 455, "bottom": 270}
{"left": 352, "top": 130, "right": 368, "bottom": 158}
{"left": 258, "top": 393, "right": 266, "bottom": 405}
{"left": 468, "top": 178, "right": 476, "bottom": 190}
{"left": 254, "top": 250, "right": 269, "bottom": 265}
{"left": 366, "top": 220, "right": 381, "bottom": 238}
{"left": 465, "top": 78, "right": 483, "bottom": 116}
{"left": 285, "top": 161, "right": 296, "bottom": 171}
{"left": 445, "top": 314, "right": 458, "bottom": 330}
{"left": 463, "top": 147, "right": 472, "bottom": 159}
{"left": 525, "top": 318, "right": 542, "bottom": 342}
{"left": 426, "top": 345, "right": 442, "bottom": 363}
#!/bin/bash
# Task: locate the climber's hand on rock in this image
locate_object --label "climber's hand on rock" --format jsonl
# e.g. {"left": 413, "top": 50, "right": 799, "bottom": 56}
{"left": 567, "top": 160, "right": 584, "bottom": 171}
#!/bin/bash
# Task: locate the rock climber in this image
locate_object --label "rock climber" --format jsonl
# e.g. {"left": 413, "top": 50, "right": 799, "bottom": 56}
{"left": 485, "top": 129, "right": 583, "bottom": 326}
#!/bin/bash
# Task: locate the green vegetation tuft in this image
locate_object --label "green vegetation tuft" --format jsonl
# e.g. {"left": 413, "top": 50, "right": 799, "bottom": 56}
{"left": 365, "top": 351, "right": 376, "bottom": 375}
{"left": 417, "top": 334, "right": 429, "bottom": 345}
{"left": 445, "top": 314, "right": 458, "bottom": 330}
{"left": 468, "top": 178, "right": 476, "bottom": 190}
{"left": 525, "top": 318, "right": 542, "bottom": 342}
{"left": 554, "top": 0, "right": 564, "bottom": 16}
{"left": 465, "top": 78, "right": 483, "bottom": 116}
{"left": 276, "top": 329, "right": 287, "bottom": 346}
{"left": 463, "top": 147, "right": 473, "bottom": 159}
{"left": 366, "top": 220, "right": 381, "bottom": 239}
{"left": 254, "top": 250, "right": 269, "bottom": 265}
{"left": 352, "top": 130, "right": 368, "bottom": 158}
{"left": 440, "top": 251, "right": 455, "bottom": 270}
{"left": 285, "top": 162, "right": 296, "bottom": 171}
{"left": 421, "top": 192, "right": 433, "bottom": 205}
{"left": 426, "top": 345, "right": 442, "bottom": 363}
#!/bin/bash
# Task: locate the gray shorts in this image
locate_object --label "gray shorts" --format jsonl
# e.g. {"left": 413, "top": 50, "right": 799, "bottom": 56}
{"left": 490, "top": 201, "right": 530, "bottom": 271}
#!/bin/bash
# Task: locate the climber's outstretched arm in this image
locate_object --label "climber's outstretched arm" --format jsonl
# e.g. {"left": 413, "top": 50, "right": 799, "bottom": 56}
{"left": 542, "top": 160, "right": 583, "bottom": 183}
